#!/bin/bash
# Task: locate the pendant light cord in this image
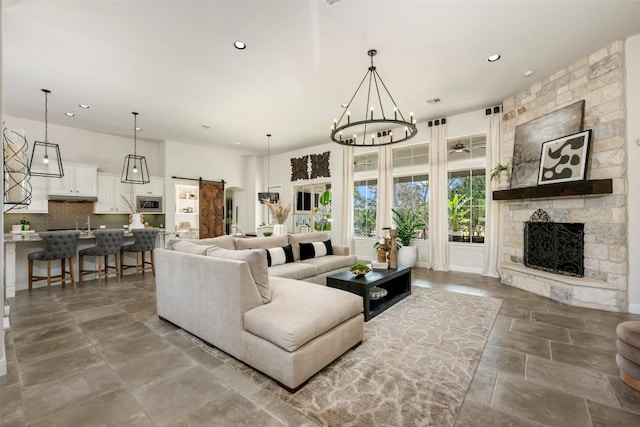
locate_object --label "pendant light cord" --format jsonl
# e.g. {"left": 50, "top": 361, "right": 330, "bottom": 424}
{"left": 133, "top": 112, "right": 138, "bottom": 156}
{"left": 44, "top": 91, "right": 48, "bottom": 142}
{"left": 266, "top": 133, "right": 271, "bottom": 190}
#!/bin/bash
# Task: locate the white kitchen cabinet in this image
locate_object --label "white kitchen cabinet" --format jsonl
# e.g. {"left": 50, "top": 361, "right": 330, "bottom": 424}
{"left": 134, "top": 177, "right": 164, "bottom": 197}
{"left": 48, "top": 163, "right": 98, "bottom": 197}
{"left": 95, "top": 173, "right": 131, "bottom": 213}
{"left": 21, "top": 176, "right": 49, "bottom": 213}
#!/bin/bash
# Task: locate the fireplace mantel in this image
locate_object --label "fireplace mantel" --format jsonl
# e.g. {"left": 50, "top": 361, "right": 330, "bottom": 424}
{"left": 493, "top": 179, "right": 612, "bottom": 201}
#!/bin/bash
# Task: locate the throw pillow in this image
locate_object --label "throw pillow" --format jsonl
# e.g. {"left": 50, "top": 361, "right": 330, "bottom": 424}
{"left": 206, "top": 246, "right": 271, "bottom": 303}
{"left": 299, "top": 240, "right": 333, "bottom": 260}
{"left": 265, "top": 244, "right": 294, "bottom": 267}
{"left": 171, "top": 240, "right": 214, "bottom": 255}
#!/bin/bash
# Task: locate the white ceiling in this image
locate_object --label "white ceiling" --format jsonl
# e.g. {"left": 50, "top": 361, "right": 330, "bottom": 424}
{"left": 4, "top": 0, "right": 640, "bottom": 155}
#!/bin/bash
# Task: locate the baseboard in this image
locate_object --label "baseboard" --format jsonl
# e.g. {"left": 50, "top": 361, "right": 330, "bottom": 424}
{"left": 449, "top": 265, "right": 483, "bottom": 274}
{"left": 629, "top": 303, "right": 640, "bottom": 314}
{"left": 0, "top": 358, "right": 6, "bottom": 376}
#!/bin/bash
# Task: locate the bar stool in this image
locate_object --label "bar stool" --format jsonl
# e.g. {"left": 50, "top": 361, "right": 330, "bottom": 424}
{"left": 28, "top": 230, "right": 81, "bottom": 291}
{"left": 79, "top": 229, "right": 124, "bottom": 283}
{"left": 120, "top": 228, "right": 159, "bottom": 276}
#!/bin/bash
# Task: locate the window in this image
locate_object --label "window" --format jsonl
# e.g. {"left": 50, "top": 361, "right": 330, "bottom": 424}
{"left": 446, "top": 135, "right": 486, "bottom": 162}
{"left": 448, "top": 169, "right": 486, "bottom": 243}
{"left": 393, "top": 144, "right": 429, "bottom": 168}
{"left": 393, "top": 175, "right": 429, "bottom": 239}
{"left": 353, "top": 152, "right": 378, "bottom": 173}
{"left": 353, "top": 179, "right": 377, "bottom": 237}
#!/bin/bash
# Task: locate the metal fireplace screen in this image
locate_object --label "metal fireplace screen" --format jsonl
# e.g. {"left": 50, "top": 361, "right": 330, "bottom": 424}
{"left": 524, "top": 220, "right": 584, "bottom": 277}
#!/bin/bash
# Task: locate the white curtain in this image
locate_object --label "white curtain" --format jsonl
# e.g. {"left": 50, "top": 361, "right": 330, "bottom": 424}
{"left": 341, "top": 145, "right": 354, "bottom": 249}
{"left": 428, "top": 122, "right": 450, "bottom": 271}
{"left": 376, "top": 145, "right": 393, "bottom": 231}
{"left": 482, "top": 112, "right": 502, "bottom": 277}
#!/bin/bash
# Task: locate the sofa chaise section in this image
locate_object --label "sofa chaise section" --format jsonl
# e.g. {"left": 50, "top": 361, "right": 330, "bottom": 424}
{"left": 155, "top": 248, "right": 364, "bottom": 391}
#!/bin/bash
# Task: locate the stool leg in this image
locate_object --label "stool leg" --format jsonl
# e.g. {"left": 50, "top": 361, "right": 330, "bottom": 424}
{"left": 97, "top": 256, "right": 103, "bottom": 283}
{"left": 79, "top": 254, "right": 84, "bottom": 283}
{"left": 28, "top": 259, "right": 34, "bottom": 291}
{"left": 115, "top": 253, "right": 121, "bottom": 281}
{"left": 103, "top": 255, "right": 108, "bottom": 280}
{"left": 47, "top": 261, "right": 52, "bottom": 291}
{"left": 60, "top": 259, "right": 66, "bottom": 287}
{"left": 69, "top": 257, "right": 76, "bottom": 288}
{"left": 150, "top": 250, "right": 155, "bottom": 275}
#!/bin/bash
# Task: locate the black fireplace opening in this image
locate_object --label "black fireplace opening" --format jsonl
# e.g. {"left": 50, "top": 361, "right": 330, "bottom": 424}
{"left": 524, "top": 209, "right": 584, "bottom": 277}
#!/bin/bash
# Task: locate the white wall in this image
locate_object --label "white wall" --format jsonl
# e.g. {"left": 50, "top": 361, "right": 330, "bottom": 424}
{"left": 163, "top": 140, "right": 246, "bottom": 233}
{"left": 626, "top": 35, "right": 640, "bottom": 313}
{"left": 2, "top": 116, "right": 162, "bottom": 175}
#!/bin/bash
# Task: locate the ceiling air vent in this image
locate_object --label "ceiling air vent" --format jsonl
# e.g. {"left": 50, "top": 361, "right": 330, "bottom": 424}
{"left": 326, "top": 0, "right": 342, "bottom": 5}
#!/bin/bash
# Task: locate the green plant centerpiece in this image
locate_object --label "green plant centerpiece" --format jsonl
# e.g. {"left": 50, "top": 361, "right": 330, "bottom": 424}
{"left": 350, "top": 263, "right": 371, "bottom": 277}
{"left": 391, "top": 208, "right": 426, "bottom": 247}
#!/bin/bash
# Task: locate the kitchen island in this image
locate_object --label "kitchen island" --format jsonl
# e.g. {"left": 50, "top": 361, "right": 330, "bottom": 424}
{"left": 3, "top": 229, "right": 167, "bottom": 297}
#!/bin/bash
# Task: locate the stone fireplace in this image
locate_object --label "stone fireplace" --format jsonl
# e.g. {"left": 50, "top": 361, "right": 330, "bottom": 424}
{"left": 498, "top": 40, "right": 628, "bottom": 312}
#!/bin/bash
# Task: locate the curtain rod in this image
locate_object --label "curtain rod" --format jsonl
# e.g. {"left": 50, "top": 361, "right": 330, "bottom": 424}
{"left": 171, "top": 176, "right": 225, "bottom": 184}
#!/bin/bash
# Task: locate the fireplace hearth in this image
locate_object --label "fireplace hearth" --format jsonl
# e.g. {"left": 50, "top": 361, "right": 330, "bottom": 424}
{"left": 524, "top": 209, "right": 584, "bottom": 277}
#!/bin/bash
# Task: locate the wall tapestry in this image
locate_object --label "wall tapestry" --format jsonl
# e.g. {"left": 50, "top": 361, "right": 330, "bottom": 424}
{"left": 511, "top": 100, "right": 584, "bottom": 189}
{"left": 538, "top": 130, "right": 591, "bottom": 185}
{"left": 310, "top": 151, "right": 331, "bottom": 179}
{"left": 291, "top": 156, "right": 309, "bottom": 181}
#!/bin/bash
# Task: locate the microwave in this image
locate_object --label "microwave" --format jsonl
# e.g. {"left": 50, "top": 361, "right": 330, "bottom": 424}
{"left": 136, "top": 196, "right": 163, "bottom": 213}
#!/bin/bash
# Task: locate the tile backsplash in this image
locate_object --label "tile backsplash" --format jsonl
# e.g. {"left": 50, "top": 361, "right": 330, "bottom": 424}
{"left": 4, "top": 201, "right": 165, "bottom": 233}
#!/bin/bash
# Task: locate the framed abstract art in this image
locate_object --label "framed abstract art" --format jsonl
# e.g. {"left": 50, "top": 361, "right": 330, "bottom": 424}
{"left": 537, "top": 129, "right": 592, "bottom": 185}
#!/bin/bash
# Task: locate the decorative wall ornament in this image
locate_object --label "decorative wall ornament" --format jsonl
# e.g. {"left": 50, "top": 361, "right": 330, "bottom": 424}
{"left": 291, "top": 155, "right": 309, "bottom": 181}
{"left": 538, "top": 130, "right": 591, "bottom": 185}
{"left": 310, "top": 151, "right": 330, "bottom": 179}
{"left": 3, "top": 127, "right": 32, "bottom": 211}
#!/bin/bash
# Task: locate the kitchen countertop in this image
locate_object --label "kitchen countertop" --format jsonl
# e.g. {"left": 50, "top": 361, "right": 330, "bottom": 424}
{"left": 4, "top": 229, "right": 167, "bottom": 243}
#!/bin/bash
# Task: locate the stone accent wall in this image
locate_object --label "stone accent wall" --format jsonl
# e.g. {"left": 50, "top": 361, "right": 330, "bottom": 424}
{"left": 500, "top": 40, "right": 628, "bottom": 311}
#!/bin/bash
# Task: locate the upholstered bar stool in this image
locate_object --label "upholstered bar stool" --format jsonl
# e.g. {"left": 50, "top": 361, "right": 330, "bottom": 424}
{"left": 79, "top": 229, "right": 124, "bottom": 283}
{"left": 28, "top": 230, "right": 81, "bottom": 291}
{"left": 120, "top": 228, "right": 159, "bottom": 276}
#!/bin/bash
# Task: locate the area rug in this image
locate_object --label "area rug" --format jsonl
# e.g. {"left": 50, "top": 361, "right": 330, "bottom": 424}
{"left": 179, "top": 286, "right": 502, "bottom": 426}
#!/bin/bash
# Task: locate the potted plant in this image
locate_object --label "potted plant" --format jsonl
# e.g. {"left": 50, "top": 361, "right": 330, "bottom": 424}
{"left": 491, "top": 163, "right": 510, "bottom": 190}
{"left": 392, "top": 208, "right": 425, "bottom": 267}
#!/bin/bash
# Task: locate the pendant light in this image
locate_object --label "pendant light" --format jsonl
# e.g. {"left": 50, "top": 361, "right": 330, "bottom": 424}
{"left": 121, "top": 112, "right": 150, "bottom": 184}
{"left": 29, "top": 89, "right": 64, "bottom": 177}
{"left": 257, "top": 133, "right": 279, "bottom": 203}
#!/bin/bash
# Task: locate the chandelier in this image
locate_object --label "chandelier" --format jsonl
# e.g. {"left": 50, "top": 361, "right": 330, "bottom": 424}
{"left": 330, "top": 49, "right": 417, "bottom": 147}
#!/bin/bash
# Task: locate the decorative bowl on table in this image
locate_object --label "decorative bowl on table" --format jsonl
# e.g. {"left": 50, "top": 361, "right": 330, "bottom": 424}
{"left": 350, "top": 263, "right": 371, "bottom": 277}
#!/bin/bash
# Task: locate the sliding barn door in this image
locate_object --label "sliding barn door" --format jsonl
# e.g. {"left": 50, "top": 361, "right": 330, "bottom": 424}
{"left": 199, "top": 180, "right": 225, "bottom": 238}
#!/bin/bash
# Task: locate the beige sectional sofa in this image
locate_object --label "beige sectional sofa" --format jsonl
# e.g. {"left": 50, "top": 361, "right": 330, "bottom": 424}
{"left": 155, "top": 232, "right": 364, "bottom": 391}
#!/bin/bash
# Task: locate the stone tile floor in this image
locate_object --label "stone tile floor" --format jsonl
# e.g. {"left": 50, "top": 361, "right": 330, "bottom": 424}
{"left": 1, "top": 269, "right": 640, "bottom": 426}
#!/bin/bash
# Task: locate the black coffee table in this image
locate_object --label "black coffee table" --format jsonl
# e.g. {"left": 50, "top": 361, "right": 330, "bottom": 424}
{"left": 327, "top": 265, "right": 411, "bottom": 321}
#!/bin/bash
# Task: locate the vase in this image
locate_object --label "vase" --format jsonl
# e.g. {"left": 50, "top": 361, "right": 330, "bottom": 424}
{"left": 273, "top": 224, "right": 287, "bottom": 236}
{"left": 498, "top": 170, "right": 510, "bottom": 190}
{"left": 129, "top": 213, "right": 145, "bottom": 230}
{"left": 377, "top": 248, "right": 387, "bottom": 263}
{"left": 388, "top": 229, "right": 398, "bottom": 269}
{"left": 398, "top": 245, "right": 418, "bottom": 267}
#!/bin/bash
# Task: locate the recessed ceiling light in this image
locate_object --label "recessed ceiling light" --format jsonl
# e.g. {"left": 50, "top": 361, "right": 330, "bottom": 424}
{"left": 79, "top": 104, "right": 90, "bottom": 109}
{"left": 233, "top": 141, "right": 242, "bottom": 145}
{"left": 487, "top": 54, "right": 501, "bottom": 62}
{"left": 233, "top": 40, "right": 246, "bottom": 50}
{"left": 523, "top": 69, "right": 535, "bottom": 77}
{"left": 135, "top": 127, "right": 142, "bottom": 131}
{"left": 65, "top": 112, "right": 75, "bottom": 117}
